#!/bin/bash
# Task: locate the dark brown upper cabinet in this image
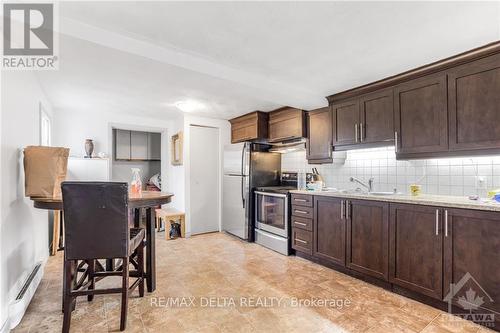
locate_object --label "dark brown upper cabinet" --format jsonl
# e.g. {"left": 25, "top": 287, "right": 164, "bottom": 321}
{"left": 389, "top": 203, "right": 443, "bottom": 300}
{"left": 332, "top": 90, "right": 394, "bottom": 149}
{"left": 327, "top": 42, "right": 500, "bottom": 159}
{"left": 346, "top": 199, "right": 389, "bottom": 282}
{"left": 359, "top": 88, "right": 394, "bottom": 145}
{"left": 448, "top": 53, "right": 500, "bottom": 152}
{"left": 268, "top": 107, "right": 306, "bottom": 142}
{"left": 332, "top": 99, "right": 360, "bottom": 146}
{"left": 313, "top": 196, "right": 346, "bottom": 267}
{"left": 394, "top": 74, "right": 448, "bottom": 157}
{"left": 443, "top": 208, "right": 500, "bottom": 316}
{"left": 229, "top": 111, "right": 268, "bottom": 143}
{"left": 306, "top": 107, "right": 333, "bottom": 164}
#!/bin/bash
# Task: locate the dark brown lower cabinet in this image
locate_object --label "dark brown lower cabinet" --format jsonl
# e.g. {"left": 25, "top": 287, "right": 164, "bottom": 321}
{"left": 313, "top": 196, "right": 346, "bottom": 266}
{"left": 347, "top": 200, "right": 389, "bottom": 281}
{"left": 389, "top": 204, "right": 443, "bottom": 300}
{"left": 299, "top": 195, "right": 500, "bottom": 330}
{"left": 444, "top": 208, "right": 500, "bottom": 315}
{"left": 292, "top": 228, "right": 312, "bottom": 255}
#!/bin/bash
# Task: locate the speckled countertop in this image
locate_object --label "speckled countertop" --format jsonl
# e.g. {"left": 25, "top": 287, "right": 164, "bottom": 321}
{"left": 289, "top": 190, "right": 500, "bottom": 212}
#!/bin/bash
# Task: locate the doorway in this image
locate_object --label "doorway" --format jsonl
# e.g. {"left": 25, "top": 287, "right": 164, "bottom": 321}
{"left": 189, "top": 125, "right": 220, "bottom": 235}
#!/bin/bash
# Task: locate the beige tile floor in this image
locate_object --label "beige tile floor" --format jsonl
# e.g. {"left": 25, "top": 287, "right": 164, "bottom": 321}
{"left": 13, "top": 232, "right": 495, "bottom": 333}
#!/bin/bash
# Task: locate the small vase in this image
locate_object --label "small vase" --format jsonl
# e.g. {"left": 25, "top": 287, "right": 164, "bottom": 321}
{"left": 85, "top": 139, "right": 94, "bottom": 158}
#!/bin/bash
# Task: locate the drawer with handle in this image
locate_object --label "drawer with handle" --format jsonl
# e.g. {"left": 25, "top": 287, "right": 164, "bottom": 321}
{"left": 291, "top": 205, "right": 313, "bottom": 219}
{"left": 291, "top": 216, "right": 313, "bottom": 232}
{"left": 291, "top": 194, "right": 313, "bottom": 207}
{"left": 292, "top": 228, "right": 312, "bottom": 254}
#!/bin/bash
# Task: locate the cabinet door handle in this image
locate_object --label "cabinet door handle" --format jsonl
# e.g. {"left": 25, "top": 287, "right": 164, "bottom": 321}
{"left": 294, "top": 209, "right": 308, "bottom": 214}
{"left": 360, "top": 123, "right": 364, "bottom": 142}
{"left": 295, "top": 238, "right": 308, "bottom": 245}
{"left": 435, "top": 209, "right": 439, "bottom": 236}
{"left": 294, "top": 198, "right": 307, "bottom": 202}
{"left": 445, "top": 210, "right": 448, "bottom": 237}
{"left": 355, "top": 124, "right": 359, "bottom": 143}
{"left": 340, "top": 200, "right": 345, "bottom": 219}
{"left": 346, "top": 201, "right": 351, "bottom": 219}
{"left": 294, "top": 221, "right": 307, "bottom": 226}
{"left": 394, "top": 131, "right": 398, "bottom": 153}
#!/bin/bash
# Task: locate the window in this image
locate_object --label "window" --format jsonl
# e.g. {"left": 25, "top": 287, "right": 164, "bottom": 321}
{"left": 39, "top": 103, "right": 51, "bottom": 146}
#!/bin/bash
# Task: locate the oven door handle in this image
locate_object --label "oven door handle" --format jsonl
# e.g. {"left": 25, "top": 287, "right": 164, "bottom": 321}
{"left": 254, "top": 191, "right": 287, "bottom": 198}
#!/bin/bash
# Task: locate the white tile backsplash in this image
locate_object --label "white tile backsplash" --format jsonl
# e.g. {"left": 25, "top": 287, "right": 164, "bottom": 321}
{"left": 281, "top": 147, "right": 500, "bottom": 197}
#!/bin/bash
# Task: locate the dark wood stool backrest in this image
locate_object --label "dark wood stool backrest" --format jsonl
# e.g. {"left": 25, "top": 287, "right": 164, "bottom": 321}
{"left": 61, "top": 182, "right": 129, "bottom": 260}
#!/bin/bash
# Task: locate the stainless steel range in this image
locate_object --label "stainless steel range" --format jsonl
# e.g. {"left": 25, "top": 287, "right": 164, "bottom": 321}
{"left": 254, "top": 172, "right": 311, "bottom": 255}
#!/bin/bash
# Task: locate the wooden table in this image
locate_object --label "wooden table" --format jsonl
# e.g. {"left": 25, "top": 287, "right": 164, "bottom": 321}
{"left": 32, "top": 191, "right": 173, "bottom": 293}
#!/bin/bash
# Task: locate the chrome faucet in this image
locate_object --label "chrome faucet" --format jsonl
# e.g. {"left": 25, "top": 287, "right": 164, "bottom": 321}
{"left": 349, "top": 176, "right": 374, "bottom": 192}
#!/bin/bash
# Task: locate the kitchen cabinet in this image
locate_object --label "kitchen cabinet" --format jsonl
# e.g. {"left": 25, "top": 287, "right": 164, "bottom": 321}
{"left": 114, "top": 129, "right": 161, "bottom": 161}
{"left": 332, "top": 90, "right": 394, "bottom": 149}
{"left": 448, "top": 53, "right": 500, "bottom": 152}
{"left": 389, "top": 203, "right": 443, "bottom": 300}
{"left": 313, "top": 196, "right": 346, "bottom": 266}
{"left": 294, "top": 192, "right": 500, "bottom": 330}
{"left": 332, "top": 100, "right": 359, "bottom": 146}
{"left": 394, "top": 74, "right": 448, "bottom": 157}
{"left": 131, "top": 131, "right": 149, "bottom": 160}
{"left": 291, "top": 193, "right": 313, "bottom": 207}
{"left": 326, "top": 42, "right": 500, "bottom": 158}
{"left": 359, "top": 88, "right": 394, "bottom": 144}
{"left": 268, "top": 107, "right": 306, "bottom": 142}
{"left": 444, "top": 208, "right": 500, "bottom": 315}
{"left": 291, "top": 193, "right": 314, "bottom": 255}
{"left": 306, "top": 107, "right": 333, "bottom": 164}
{"left": 292, "top": 228, "right": 312, "bottom": 255}
{"left": 147, "top": 132, "right": 161, "bottom": 160}
{"left": 346, "top": 199, "right": 389, "bottom": 281}
{"left": 115, "top": 129, "right": 131, "bottom": 160}
{"left": 229, "top": 111, "right": 268, "bottom": 143}
{"left": 291, "top": 205, "right": 313, "bottom": 219}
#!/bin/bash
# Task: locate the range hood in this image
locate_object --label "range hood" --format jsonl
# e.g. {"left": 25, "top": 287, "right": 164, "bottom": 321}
{"left": 269, "top": 138, "right": 306, "bottom": 153}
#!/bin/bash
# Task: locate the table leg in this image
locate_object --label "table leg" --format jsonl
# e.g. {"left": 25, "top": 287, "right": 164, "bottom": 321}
{"left": 58, "top": 210, "right": 64, "bottom": 251}
{"left": 51, "top": 211, "right": 60, "bottom": 256}
{"left": 134, "top": 208, "right": 140, "bottom": 228}
{"left": 146, "top": 207, "right": 156, "bottom": 292}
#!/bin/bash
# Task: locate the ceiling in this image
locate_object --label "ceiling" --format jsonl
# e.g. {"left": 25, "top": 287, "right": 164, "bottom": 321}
{"left": 37, "top": 1, "right": 500, "bottom": 120}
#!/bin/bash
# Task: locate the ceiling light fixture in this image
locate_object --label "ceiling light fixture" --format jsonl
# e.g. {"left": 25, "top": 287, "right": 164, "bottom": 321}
{"left": 174, "top": 100, "right": 205, "bottom": 113}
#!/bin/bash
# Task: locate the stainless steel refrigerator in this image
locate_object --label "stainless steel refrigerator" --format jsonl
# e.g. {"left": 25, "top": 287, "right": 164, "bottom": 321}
{"left": 222, "top": 142, "right": 281, "bottom": 241}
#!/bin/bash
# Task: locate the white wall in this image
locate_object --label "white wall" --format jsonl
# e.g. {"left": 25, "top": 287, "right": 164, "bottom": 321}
{"left": 282, "top": 147, "right": 500, "bottom": 198}
{"left": 182, "top": 115, "right": 230, "bottom": 236}
{"left": 52, "top": 110, "right": 233, "bottom": 234}
{"left": 1, "top": 71, "right": 53, "bottom": 331}
{"left": 53, "top": 109, "right": 186, "bottom": 209}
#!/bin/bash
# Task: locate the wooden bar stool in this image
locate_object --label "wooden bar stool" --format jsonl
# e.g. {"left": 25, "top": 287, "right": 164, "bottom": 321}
{"left": 61, "top": 182, "right": 145, "bottom": 332}
{"left": 155, "top": 208, "right": 185, "bottom": 240}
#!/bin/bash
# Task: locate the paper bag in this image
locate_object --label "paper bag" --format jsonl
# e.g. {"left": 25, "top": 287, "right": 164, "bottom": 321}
{"left": 24, "top": 146, "right": 70, "bottom": 198}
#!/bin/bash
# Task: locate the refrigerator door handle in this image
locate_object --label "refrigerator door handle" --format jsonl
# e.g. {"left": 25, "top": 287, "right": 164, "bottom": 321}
{"left": 241, "top": 176, "right": 245, "bottom": 208}
{"left": 241, "top": 144, "right": 246, "bottom": 208}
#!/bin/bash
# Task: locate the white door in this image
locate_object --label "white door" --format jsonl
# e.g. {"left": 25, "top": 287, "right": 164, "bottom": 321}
{"left": 189, "top": 125, "right": 220, "bottom": 235}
